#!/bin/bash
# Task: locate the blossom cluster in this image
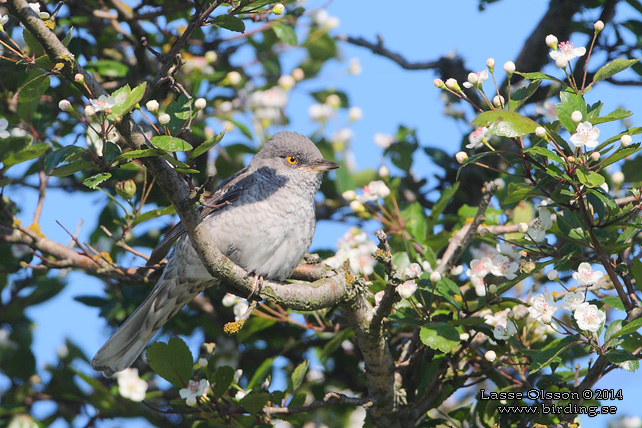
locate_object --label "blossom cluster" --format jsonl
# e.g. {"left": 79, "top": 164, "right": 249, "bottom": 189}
{"left": 324, "top": 228, "right": 378, "bottom": 276}
{"left": 466, "top": 243, "right": 522, "bottom": 296}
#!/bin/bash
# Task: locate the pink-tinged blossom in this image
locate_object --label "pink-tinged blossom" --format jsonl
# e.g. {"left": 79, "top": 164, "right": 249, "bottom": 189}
{"left": 573, "top": 302, "right": 606, "bottom": 332}
{"left": 570, "top": 121, "right": 600, "bottom": 149}
{"left": 357, "top": 180, "right": 390, "bottom": 202}
{"left": 179, "top": 379, "right": 209, "bottom": 407}
{"left": 528, "top": 293, "right": 558, "bottom": 321}
{"left": 324, "top": 228, "right": 377, "bottom": 275}
{"left": 489, "top": 254, "right": 519, "bottom": 280}
{"left": 374, "top": 290, "right": 385, "bottom": 306}
{"left": 549, "top": 41, "right": 586, "bottom": 62}
{"left": 90, "top": 95, "right": 116, "bottom": 112}
{"left": 471, "top": 276, "right": 486, "bottom": 297}
{"left": 466, "top": 127, "right": 488, "bottom": 149}
{"left": 572, "top": 262, "right": 604, "bottom": 286}
{"left": 497, "top": 243, "right": 521, "bottom": 259}
{"left": 397, "top": 280, "right": 417, "bottom": 299}
{"left": 560, "top": 290, "right": 585, "bottom": 311}
{"left": 469, "top": 257, "right": 493, "bottom": 278}
{"left": 493, "top": 320, "right": 517, "bottom": 340}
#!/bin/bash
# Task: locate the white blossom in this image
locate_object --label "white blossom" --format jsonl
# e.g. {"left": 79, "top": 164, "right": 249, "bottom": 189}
{"left": 570, "top": 121, "right": 600, "bottom": 149}
{"left": 572, "top": 262, "right": 603, "bottom": 286}
{"left": 308, "top": 103, "right": 334, "bottom": 122}
{"left": 547, "top": 269, "right": 559, "bottom": 281}
{"left": 348, "top": 58, "right": 362, "bottom": 75}
{"left": 357, "top": 180, "right": 390, "bottom": 202}
{"left": 468, "top": 257, "right": 493, "bottom": 278}
{"left": 324, "top": 228, "right": 377, "bottom": 276}
{"left": 90, "top": 95, "right": 116, "bottom": 112}
{"left": 0, "top": 118, "right": 10, "bottom": 139}
{"left": 573, "top": 302, "right": 606, "bottom": 332}
{"left": 233, "top": 301, "right": 249, "bottom": 321}
{"left": 528, "top": 293, "right": 557, "bottom": 321}
{"left": 466, "top": 127, "right": 488, "bottom": 149}
{"left": 493, "top": 320, "right": 517, "bottom": 340}
{"left": 374, "top": 133, "right": 395, "bottom": 149}
{"left": 397, "top": 280, "right": 417, "bottom": 299}
{"left": 331, "top": 128, "right": 354, "bottom": 145}
{"left": 463, "top": 70, "right": 489, "bottom": 89}
{"left": 179, "top": 379, "right": 209, "bottom": 407}
{"left": 560, "top": 290, "right": 585, "bottom": 311}
{"left": 550, "top": 41, "right": 586, "bottom": 62}
{"left": 348, "top": 106, "right": 363, "bottom": 122}
{"left": 489, "top": 254, "right": 519, "bottom": 280}
{"left": 277, "top": 74, "right": 295, "bottom": 90}
{"left": 246, "top": 87, "right": 287, "bottom": 124}
{"left": 117, "top": 368, "right": 148, "bottom": 402}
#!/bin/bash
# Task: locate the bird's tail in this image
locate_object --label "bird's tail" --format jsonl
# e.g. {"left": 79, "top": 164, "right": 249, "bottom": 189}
{"left": 91, "top": 273, "right": 203, "bottom": 377}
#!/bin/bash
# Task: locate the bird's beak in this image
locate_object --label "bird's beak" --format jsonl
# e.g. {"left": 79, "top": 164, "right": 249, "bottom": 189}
{"left": 309, "top": 159, "right": 340, "bottom": 171}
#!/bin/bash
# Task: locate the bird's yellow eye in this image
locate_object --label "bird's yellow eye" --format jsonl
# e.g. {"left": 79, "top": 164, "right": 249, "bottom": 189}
{"left": 286, "top": 156, "right": 298, "bottom": 165}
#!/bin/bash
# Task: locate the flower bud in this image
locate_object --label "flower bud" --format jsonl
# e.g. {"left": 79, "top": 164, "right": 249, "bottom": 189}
{"left": 349, "top": 200, "right": 366, "bottom": 213}
{"left": 594, "top": 20, "right": 604, "bottom": 32}
{"left": 348, "top": 106, "right": 363, "bottom": 122}
{"left": 272, "top": 3, "right": 285, "bottom": 15}
{"left": 518, "top": 222, "right": 529, "bottom": 233}
{"left": 194, "top": 98, "right": 207, "bottom": 110}
{"left": 547, "top": 269, "right": 558, "bottom": 281}
{"left": 74, "top": 73, "right": 85, "bottom": 84}
{"left": 226, "top": 71, "right": 242, "bottom": 86}
{"left": 455, "top": 151, "right": 468, "bottom": 164}
{"left": 205, "top": 51, "right": 218, "bottom": 63}
{"left": 488, "top": 284, "right": 497, "bottom": 294}
{"left": 378, "top": 165, "right": 390, "bottom": 178}
{"left": 486, "top": 57, "right": 495, "bottom": 70}
{"left": 58, "top": 99, "right": 72, "bottom": 112}
{"left": 433, "top": 78, "right": 445, "bottom": 89}
{"left": 278, "top": 74, "right": 295, "bottom": 90}
{"left": 459, "top": 332, "right": 470, "bottom": 341}
{"left": 492, "top": 95, "right": 504, "bottom": 108}
{"left": 326, "top": 94, "right": 341, "bottom": 108}
{"left": 342, "top": 190, "right": 356, "bottom": 201}
{"left": 571, "top": 110, "right": 582, "bottom": 123}
{"left": 621, "top": 134, "right": 632, "bottom": 147}
{"left": 535, "top": 126, "right": 547, "bottom": 137}
{"left": 84, "top": 105, "right": 96, "bottom": 117}
{"left": 612, "top": 171, "right": 624, "bottom": 185}
{"left": 158, "top": 113, "right": 171, "bottom": 125}
{"left": 503, "top": 61, "right": 516, "bottom": 74}
{"left": 445, "top": 78, "right": 461, "bottom": 92}
{"left": 541, "top": 314, "right": 552, "bottom": 324}
{"left": 146, "top": 100, "right": 160, "bottom": 113}
{"left": 485, "top": 350, "right": 497, "bottom": 362}
{"left": 291, "top": 68, "right": 304, "bottom": 81}
{"left": 115, "top": 179, "right": 137, "bottom": 200}
{"left": 466, "top": 72, "right": 479, "bottom": 86}
{"left": 430, "top": 271, "right": 442, "bottom": 283}
{"left": 545, "top": 34, "right": 558, "bottom": 49}
{"left": 590, "top": 151, "right": 600, "bottom": 161}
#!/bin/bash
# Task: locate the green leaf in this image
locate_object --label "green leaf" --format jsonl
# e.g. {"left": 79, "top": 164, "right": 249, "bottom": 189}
{"left": 610, "top": 318, "right": 642, "bottom": 339}
{"left": 212, "top": 15, "right": 245, "bottom": 33}
{"left": 426, "top": 183, "right": 458, "bottom": 231}
{"left": 61, "top": 26, "right": 74, "bottom": 47}
{"left": 605, "top": 319, "right": 623, "bottom": 343}
{"left": 151, "top": 136, "right": 193, "bottom": 152}
{"left": 402, "top": 203, "right": 427, "bottom": 245}
{"left": 631, "top": 258, "right": 642, "bottom": 293}
{"left": 556, "top": 91, "right": 587, "bottom": 134}
{"left": 472, "top": 110, "right": 539, "bottom": 137}
{"left": 419, "top": 322, "right": 460, "bottom": 353}
{"left": 590, "top": 108, "right": 633, "bottom": 125}
{"left": 108, "top": 82, "right": 146, "bottom": 120}
{"left": 501, "top": 182, "right": 537, "bottom": 205}
{"left": 44, "top": 145, "right": 85, "bottom": 174}
{"left": 289, "top": 360, "right": 308, "bottom": 392}
{"left": 529, "top": 335, "right": 579, "bottom": 374}
{"left": 23, "top": 29, "right": 45, "bottom": 56}
{"left": 0, "top": 136, "right": 32, "bottom": 162}
{"left": 209, "top": 365, "right": 235, "bottom": 397}
{"left": 602, "top": 295, "right": 626, "bottom": 311}
{"left": 146, "top": 337, "right": 193, "bottom": 387}
{"left": 248, "top": 357, "right": 274, "bottom": 390}
{"left": 576, "top": 169, "right": 605, "bottom": 188}
{"left": 188, "top": 131, "right": 225, "bottom": 161}
{"left": 508, "top": 80, "right": 541, "bottom": 112}
{"left": 602, "top": 143, "right": 641, "bottom": 169}
{"left": 272, "top": 22, "right": 297, "bottom": 46}
{"left": 239, "top": 391, "right": 270, "bottom": 414}
{"left": 514, "top": 71, "right": 564, "bottom": 85}
{"left": 523, "top": 146, "right": 564, "bottom": 165}
{"left": 116, "top": 148, "right": 165, "bottom": 160}
{"left": 606, "top": 349, "right": 640, "bottom": 372}
{"left": 165, "top": 94, "right": 197, "bottom": 134}
{"left": 132, "top": 205, "right": 176, "bottom": 226}
{"left": 593, "top": 58, "right": 640, "bottom": 84}
{"left": 86, "top": 59, "right": 129, "bottom": 78}
{"left": 82, "top": 173, "right": 111, "bottom": 189}
{"left": 2, "top": 142, "right": 49, "bottom": 169}
{"left": 18, "top": 73, "right": 50, "bottom": 103}
{"left": 50, "top": 160, "right": 97, "bottom": 177}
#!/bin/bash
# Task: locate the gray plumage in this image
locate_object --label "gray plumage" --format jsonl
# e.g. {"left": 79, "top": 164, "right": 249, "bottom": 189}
{"left": 91, "top": 132, "right": 338, "bottom": 377}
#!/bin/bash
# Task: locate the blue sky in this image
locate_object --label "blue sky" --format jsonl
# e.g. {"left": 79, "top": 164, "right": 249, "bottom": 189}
{"left": 9, "top": 0, "right": 642, "bottom": 426}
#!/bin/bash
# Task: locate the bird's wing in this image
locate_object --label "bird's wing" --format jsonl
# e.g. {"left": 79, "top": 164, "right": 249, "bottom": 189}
{"left": 146, "top": 167, "right": 250, "bottom": 266}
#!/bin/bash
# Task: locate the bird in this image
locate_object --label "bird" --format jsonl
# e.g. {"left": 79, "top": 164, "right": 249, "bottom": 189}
{"left": 91, "top": 131, "right": 339, "bottom": 377}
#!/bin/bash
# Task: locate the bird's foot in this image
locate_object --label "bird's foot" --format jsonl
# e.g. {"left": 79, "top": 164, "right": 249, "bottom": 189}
{"left": 247, "top": 274, "right": 264, "bottom": 300}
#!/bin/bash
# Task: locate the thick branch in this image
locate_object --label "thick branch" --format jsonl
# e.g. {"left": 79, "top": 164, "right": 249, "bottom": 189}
{"left": 6, "top": 0, "right": 351, "bottom": 311}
